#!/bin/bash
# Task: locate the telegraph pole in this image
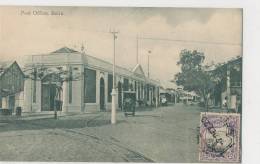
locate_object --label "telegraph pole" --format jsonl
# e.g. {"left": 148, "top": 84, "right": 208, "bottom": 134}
{"left": 147, "top": 50, "right": 151, "bottom": 78}
{"left": 110, "top": 29, "right": 119, "bottom": 124}
{"left": 136, "top": 35, "right": 139, "bottom": 64}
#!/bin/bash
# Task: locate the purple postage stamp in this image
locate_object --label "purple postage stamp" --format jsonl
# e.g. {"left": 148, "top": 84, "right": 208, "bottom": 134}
{"left": 199, "top": 112, "right": 241, "bottom": 163}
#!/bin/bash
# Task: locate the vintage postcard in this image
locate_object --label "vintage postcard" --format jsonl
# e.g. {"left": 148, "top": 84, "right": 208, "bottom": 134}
{"left": 0, "top": 6, "right": 242, "bottom": 163}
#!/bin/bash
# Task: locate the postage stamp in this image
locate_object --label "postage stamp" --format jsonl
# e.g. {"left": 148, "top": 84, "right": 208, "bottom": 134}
{"left": 199, "top": 112, "right": 241, "bottom": 163}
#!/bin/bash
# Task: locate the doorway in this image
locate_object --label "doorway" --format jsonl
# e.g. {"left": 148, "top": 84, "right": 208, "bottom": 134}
{"left": 41, "top": 74, "right": 62, "bottom": 112}
{"left": 8, "top": 95, "right": 15, "bottom": 113}
{"left": 41, "top": 84, "right": 56, "bottom": 111}
{"left": 118, "top": 82, "right": 122, "bottom": 109}
{"left": 100, "top": 78, "right": 105, "bottom": 111}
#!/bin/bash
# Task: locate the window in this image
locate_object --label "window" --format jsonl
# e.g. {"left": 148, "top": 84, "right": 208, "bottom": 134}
{"left": 0, "top": 96, "right": 2, "bottom": 108}
{"left": 146, "top": 84, "right": 150, "bottom": 101}
{"left": 141, "top": 83, "right": 144, "bottom": 99}
{"left": 130, "top": 84, "right": 133, "bottom": 91}
{"left": 84, "top": 68, "right": 96, "bottom": 103}
{"left": 69, "top": 67, "right": 73, "bottom": 104}
{"left": 138, "top": 82, "right": 141, "bottom": 99}
{"left": 123, "top": 78, "right": 129, "bottom": 91}
{"left": 69, "top": 80, "right": 72, "bottom": 103}
{"left": 33, "top": 68, "right": 37, "bottom": 103}
{"left": 107, "top": 74, "right": 113, "bottom": 102}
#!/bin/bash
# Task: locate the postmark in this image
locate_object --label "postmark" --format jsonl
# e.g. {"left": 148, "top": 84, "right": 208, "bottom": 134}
{"left": 199, "top": 112, "right": 241, "bottom": 162}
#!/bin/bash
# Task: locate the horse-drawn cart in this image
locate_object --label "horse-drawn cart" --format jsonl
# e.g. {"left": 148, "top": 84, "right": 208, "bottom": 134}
{"left": 122, "top": 91, "right": 136, "bottom": 117}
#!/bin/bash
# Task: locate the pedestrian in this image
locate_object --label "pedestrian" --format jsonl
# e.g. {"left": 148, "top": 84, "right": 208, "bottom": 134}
{"left": 153, "top": 97, "right": 156, "bottom": 106}
{"left": 222, "top": 97, "right": 227, "bottom": 112}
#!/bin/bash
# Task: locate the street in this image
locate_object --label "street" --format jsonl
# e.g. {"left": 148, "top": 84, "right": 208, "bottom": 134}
{"left": 0, "top": 103, "right": 202, "bottom": 162}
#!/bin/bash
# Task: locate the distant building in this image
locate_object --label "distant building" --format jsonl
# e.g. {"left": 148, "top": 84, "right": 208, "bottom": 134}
{"left": 178, "top": 90, "right": 199, "bottom": 104}
{"left": 0, "top": 61, "right": 24, "bottom": 112}
{"left": 210, "top": 56, "right": 242, "bottom": 112}
{"left": 22, "top": 47, "right": 160, "bottom": 113}
{"left": 159, "top": 87, "right": 178, "bottom": 104}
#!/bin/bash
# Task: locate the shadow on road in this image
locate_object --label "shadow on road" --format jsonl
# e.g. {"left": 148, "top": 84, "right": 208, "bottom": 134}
{"left": 87, "top": 119, "right": 127, "bottom": 127}
{"left": 133, "top": 115, "right": 160, "bottom": 118}
{"left": 0, "top": 117, "right": 127, "bottom": 133}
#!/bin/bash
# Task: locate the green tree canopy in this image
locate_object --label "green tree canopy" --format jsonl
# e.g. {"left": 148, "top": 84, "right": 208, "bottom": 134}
{"left": 174, "top": 49, "right": 216, "bottom": 110}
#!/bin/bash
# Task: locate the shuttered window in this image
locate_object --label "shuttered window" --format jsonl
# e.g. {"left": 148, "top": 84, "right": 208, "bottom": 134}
{"left": 69, "top": 67, "right": 72, "bottom": 104}
{"left": 146, "top": 84, "right": 150, "bottom": 101}
{"left": 123, "top": 78, "right": 129, "bottom": 91}
{"left": 84, "top": 68, "right": 96, "bottom": 103}
{"left": 107, "top": 74, "right": 113, "bottom": 102}
{"left": 0, "top": 96, "right": 2, "bottom": 108}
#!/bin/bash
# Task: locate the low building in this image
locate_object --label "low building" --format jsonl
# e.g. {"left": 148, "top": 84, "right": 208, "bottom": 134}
{"left": 0, "top": 61, "right": 25, "bottom": 113}
{"left": 159, "top": 87, "right": 178, "bottom": 104}
{"left": 210, "top": 56, "right": 242, "bottom": 112}
{"left": 178, "top": 90, "right": 198, "bottom": 104}
{"left": 22, "top": 47, "right": 160, "bottom": 113}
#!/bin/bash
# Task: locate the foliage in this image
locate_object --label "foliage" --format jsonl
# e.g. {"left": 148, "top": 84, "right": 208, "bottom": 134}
{"left": 24, "top": 65, "right": 81, "bottom": 100}
{"left": 24, "top": 65, "right": 81, "bottom": 84}
{"left": 174, "top": 49, "right": 217, "bottom": 110}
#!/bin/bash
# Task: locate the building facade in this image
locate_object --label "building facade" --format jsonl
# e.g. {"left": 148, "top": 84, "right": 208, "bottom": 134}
{"left": 210, "top": 56, "right": 242, "bottom": 112}
{"left": 22, "top": 47, "right": 160, "bottom": 113}
{"left": 0, "top": 61, "right": 24, "bottom": 112}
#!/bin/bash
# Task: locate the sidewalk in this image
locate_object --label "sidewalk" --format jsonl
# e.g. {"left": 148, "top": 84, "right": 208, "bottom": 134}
{"left": 0, "top": 111, "right": 101, "bottom": 121}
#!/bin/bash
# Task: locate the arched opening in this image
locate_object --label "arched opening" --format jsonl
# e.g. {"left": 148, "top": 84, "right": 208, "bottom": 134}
{"left": 41, "top": 73, "right": 62, "bottom": 111}
{"left": 130, "top": 83, "right": 133, "bottom": 91}
{"left": 100, "top": 77, "right": 105, "bottom": 111}
{"left": 117, "top": 82, "right": 122, "bottom": 110}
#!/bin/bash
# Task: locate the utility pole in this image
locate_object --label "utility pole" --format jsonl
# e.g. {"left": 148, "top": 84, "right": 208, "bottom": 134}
{"left": 110, "top": 29, "right": 119, "bottom": 124}
{"left": 226, "top": 64, "right": 231, "bottom": 110}
{"left": 147, "top": 50, "right": 151, "bottom": 78}
{"left": 136, "top": 35, "right": 139, "bottom": 64}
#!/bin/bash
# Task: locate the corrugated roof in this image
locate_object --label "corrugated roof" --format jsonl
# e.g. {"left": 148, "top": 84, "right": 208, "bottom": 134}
{"left": 85, "top": 53, "right": 144, "bottom": 80}
{"left": 207, "top": 56, "right": 242, "bottom": 72}
{"left": 82, "top": 50, "right": 160, "bottom": 85}
{"left": 51, "top": 47, "right": 142, "bottom": 79}
{"left": 0, "top": 61, "right": 14, "bottom": 77}
{"left": 26, "top": 47, "right": 160, "bottom": 85}
{"left": 52, "top": 47, "right": 79, "bottom": 53}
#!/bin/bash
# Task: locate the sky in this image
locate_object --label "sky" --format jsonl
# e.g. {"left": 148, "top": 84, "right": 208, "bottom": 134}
{"left": 0, "top": 6, "right": 242, "bottom": 88}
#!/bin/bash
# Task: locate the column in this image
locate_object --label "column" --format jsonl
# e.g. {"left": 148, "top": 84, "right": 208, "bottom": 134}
{"left": 62, "top": 66, "right": 69, "bottom": 113}
{"left": 136, "top": 82, "right": 139, "bottom": 100}
{"left": 155, "top": 87, "right": 158, "bottom": 108}
{"left": 226, "top": 65, "right": 231, "bottom": 109}
{"left": 23, "top": 78, "right": 32, "bottom": 112}
{"left": 2, "top": 97, "right": 7, "bottom": 108}
{"left": 81, "top": 66, "right": 85, "bottom": 112}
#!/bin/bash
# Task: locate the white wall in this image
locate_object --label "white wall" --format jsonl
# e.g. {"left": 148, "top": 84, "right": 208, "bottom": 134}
{"left": 21, "top": 78, "right": 41, "bottom": 112}
{"left": 32, "top": 80, "right": 41, "bottom": 112}
{"left": 23, "top": 78, "right": 32, "bottom": 112}
{"left": 68, "top": 80, "right": 83, "bottom": 112}
{"left": 1, "top": 97, "right": 7, "bottom": 108}
{"left": 63, "top": 65, "right": 85, "bottom": 113}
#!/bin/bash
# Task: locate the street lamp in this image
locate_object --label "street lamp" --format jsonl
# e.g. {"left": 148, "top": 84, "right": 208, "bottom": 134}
{"left": 145, "top": 50, "right": 152, "bottom": 107}
{"left": 110, "top": 30, "right": 119, "bottom": 124}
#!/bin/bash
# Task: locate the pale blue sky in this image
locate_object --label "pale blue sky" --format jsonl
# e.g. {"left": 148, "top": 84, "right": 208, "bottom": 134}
{"left": 0, "top": 6, "right": 242, "bottom": 88}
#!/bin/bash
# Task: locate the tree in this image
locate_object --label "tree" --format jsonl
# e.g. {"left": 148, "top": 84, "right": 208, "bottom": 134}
{"left": 23, "top": 65, "right": 81, "bottom": 118}
{"left": 174, "top": 49, "right": 217, "bottom": 111}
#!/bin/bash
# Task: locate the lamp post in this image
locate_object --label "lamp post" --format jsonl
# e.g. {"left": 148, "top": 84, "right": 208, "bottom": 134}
{"left": 146, "top": 50, "right": 151, "bottom": 106}
{"left": 110, "top": 30, "right": 119, "bottom": 124}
